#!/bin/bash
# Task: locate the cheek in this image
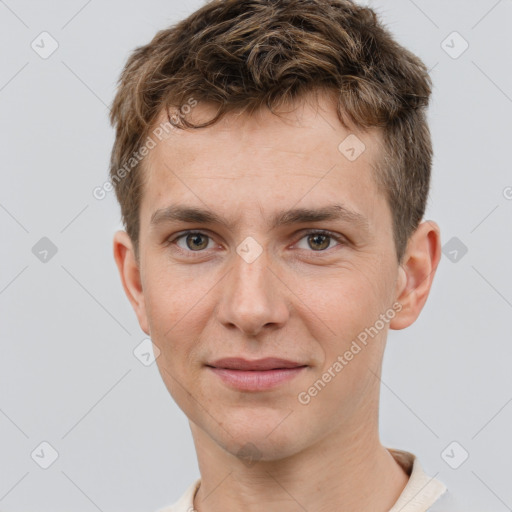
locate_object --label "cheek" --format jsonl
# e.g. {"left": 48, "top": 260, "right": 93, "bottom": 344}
{"left": 302, "top": 268, "right": 389, "bottom": 370}
{"left": 304, "top": 270, "right": 381, "bottom": 330}
{"left": 144, "top": 264, "right": 208, "bottom": 329}
{"left": 142, "top": 272, "right": 208, "bottom": 373}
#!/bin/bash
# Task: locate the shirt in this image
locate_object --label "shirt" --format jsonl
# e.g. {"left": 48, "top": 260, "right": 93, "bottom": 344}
{"left": 155, "top": 447, "right": 449, "bottom": 512}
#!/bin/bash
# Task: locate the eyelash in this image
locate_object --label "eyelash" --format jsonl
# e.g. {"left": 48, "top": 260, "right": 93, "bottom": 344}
{"left": 166, "top": 229, "right": 346, "bottom": 258}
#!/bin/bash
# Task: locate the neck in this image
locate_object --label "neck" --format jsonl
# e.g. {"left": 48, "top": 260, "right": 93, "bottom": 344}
{"left": 190, "top": 417, "right": 409, "bottom": 512}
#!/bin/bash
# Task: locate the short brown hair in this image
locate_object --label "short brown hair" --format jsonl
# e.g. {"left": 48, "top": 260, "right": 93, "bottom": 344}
{"left": 109, "top": 0, "right": 433, "bottom": 265}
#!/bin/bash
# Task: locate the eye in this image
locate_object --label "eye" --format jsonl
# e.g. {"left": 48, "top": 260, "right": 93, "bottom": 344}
{"left": 173, "top": 231, "right": 215, "bottom": 252}
{"left": 167, "top": 229, "right": 346, "bottom": 257}
{"left": 295, "top": 230, "right": 345, "bottom": 252}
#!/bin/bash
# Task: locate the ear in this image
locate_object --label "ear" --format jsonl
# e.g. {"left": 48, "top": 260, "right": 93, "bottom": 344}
{"left": 113, "top": 230, "right": 150, "bottom": 335}
{"left": 389, "top": 220, "right": 442, "bottom": 330}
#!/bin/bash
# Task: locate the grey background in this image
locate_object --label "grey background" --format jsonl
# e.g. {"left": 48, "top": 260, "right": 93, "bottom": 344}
{"left": 1, "top": 0, "right": 511, "bottom": 510}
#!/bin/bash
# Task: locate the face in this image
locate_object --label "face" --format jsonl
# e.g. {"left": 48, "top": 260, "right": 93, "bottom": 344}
{"left": 114, "top": 90, "right": 438, "bottom": 462}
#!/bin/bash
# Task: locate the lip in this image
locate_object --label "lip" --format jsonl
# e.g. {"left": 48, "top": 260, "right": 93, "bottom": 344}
{"left": 206, "top": 358, "right": 308, "bottom": 391}
{"left": 209, "top": 357, "right": 305, "bottom": 371}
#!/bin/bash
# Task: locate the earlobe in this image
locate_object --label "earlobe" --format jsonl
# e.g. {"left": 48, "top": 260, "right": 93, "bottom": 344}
{"left": 389, "top": 221, "right": 442, "bottom": 331}
{"left": 113, "top": 230, "right": 150, "bottom": 335}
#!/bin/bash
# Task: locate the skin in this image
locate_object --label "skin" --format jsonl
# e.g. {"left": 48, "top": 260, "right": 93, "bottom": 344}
{"left": 113, "top": 89, "right": 441, "bottom": 512}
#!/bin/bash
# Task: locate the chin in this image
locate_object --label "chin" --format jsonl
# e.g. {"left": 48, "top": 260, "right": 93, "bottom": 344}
{"left": 226, "top": 435, "right": 302, "bottom": 464}
{"left": 216, "top": 419, "right": 309, "bottom": 464}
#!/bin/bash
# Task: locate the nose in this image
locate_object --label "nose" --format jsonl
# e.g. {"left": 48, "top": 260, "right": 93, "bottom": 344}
{"left": 215, "top": 247, "right": 289, "bottom": 337}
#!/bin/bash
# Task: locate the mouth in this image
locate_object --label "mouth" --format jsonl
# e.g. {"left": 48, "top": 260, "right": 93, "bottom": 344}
{"left": 206, "top": 357, "right": 308, "bottom": 391}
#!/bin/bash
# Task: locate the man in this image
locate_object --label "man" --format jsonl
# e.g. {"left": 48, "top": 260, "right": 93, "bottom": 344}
{"left": 110, "top": 0, "right": 450, "bottom": 510}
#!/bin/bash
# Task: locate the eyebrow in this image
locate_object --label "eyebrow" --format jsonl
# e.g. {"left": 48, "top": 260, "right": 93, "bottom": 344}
{"left": 150, "top": 204, "right": 370, "bottom": 233}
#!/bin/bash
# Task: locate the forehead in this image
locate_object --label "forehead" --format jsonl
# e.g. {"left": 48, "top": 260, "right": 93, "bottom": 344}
{"left": 140, "top": 91, "right": 388, "bottom": 231}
